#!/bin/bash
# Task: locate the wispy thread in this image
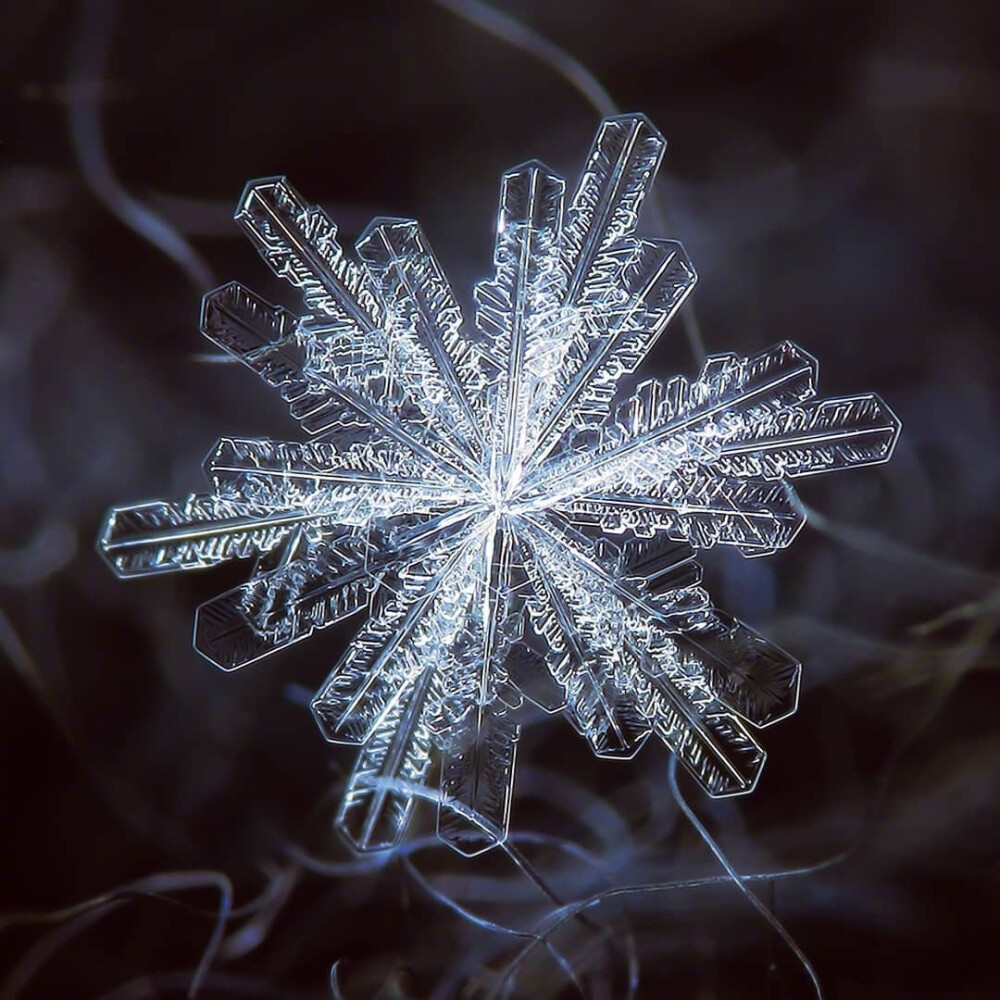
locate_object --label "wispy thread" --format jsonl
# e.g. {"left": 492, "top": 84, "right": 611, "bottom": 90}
{"left": 68, "top": 0, "right": 215, "bottom": 295}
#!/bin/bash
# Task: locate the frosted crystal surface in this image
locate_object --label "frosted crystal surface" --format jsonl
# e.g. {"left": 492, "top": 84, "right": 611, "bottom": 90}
{"left": 100, "top": 114, "right": 900, "bottom": 856}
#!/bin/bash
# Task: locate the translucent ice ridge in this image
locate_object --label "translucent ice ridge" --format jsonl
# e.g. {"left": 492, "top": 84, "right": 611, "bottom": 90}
{"left": 99, "top": 115, "right": 900, "bottom": 856}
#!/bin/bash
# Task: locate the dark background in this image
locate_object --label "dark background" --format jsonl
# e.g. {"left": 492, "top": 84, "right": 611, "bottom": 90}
{"left": 1, "top": 0, "right": 998, "bottom": 996}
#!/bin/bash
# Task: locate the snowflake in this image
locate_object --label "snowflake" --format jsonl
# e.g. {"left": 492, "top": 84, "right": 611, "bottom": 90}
{"left": 99, "top": 115, "right": 900, "bottom": 856}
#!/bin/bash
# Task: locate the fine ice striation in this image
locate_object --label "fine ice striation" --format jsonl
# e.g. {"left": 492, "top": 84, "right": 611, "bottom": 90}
{"left": 99, "top": 115, "right": 900, "bottom": 856}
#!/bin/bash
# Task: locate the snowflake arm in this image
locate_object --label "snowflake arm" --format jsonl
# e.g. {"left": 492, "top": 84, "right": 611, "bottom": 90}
{"left": 206, "top": 437, "right": 468, "bottom": 514}
{"left": 523, "top": 513, "right": 786, "bottom": 794}
{"left": 202, "top": 249, "right": 479, "bottom": 486}
{"left": 311, "top": 517, "right": 482, "bottom": 746}
{"left": 355, "top": 217, "right": 486, "bottom": 457}
{"left": 322, "top": 524, "right": 515, "bottom": 854}
{"left": 336, "top": 666, "right": 441, "bottom": 853}
{"left": 475, "top": 160, "right": 568, "bottom": 491}
{"left": 676, "top": 611, "right": 801, "bottom": 729}
{"left": 524, "top": 341, "right": 822, "bottom": 507}
{"left": 435, "top": 524, "right": 521, "bottom": 855}
{"left": 195, "top": 528, "right": 379, "bottom": 670}
{"left": 520, "top": 115, "right": 691, "bottom": 469}
{"left": 618, "top": 640, "right": 767, "bottom": 796}
{"left": 562, "top": 114, "right": 667, "bottom": 303}
{"left": 100, "top": 494, "right": 322, "bottom": 577}
{"left": 561, "top": 473, "right": 804, "bottom": 556}
{"left": 520, "top": 537, "right": 651, "bottom": 760}
{"left": 194, "top": 509, "right": 475, "bottom": 672}
{"left": 237, "top": 179, "right": 483, "bottom": 474}
{"left": 712, "top": 392, "right": 901, "bottom": 479}
{"left": 526, "top": 511, "right": 710, "bottom": 630}
{"left": 200, "top": 283, "right": 443, "bottom": 459}
{"left": 528, "top": 237, "right": 697, "bottom": 474}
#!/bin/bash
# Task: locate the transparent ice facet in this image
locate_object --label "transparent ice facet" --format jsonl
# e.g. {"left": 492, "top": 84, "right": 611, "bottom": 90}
{"left": 99, "top": 113, "right": 901, "bottom": 855}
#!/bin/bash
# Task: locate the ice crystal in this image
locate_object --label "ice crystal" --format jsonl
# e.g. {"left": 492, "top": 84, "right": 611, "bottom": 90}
{"left": 99, "top": 115, "right": 900, "bottom": 856}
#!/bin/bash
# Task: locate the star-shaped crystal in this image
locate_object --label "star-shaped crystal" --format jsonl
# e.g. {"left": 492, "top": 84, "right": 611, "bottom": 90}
{"left": 100, "top": 115, "right": 900, "bottom": 855}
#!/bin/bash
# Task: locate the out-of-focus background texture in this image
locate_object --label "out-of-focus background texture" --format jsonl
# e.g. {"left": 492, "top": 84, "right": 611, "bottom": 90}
{"left": 2, "top": 1, "right": 998, "bottom": 996}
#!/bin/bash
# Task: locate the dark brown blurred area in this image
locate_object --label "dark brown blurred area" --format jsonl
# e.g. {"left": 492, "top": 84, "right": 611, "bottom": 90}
{"left": 1, "top": 1, "right": 998, "bottom": 996}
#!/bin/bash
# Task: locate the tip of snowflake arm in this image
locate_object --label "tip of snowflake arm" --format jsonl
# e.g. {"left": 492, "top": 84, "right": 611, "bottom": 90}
{"left": 98, "top": 495, "right": 303, "bottom": 578}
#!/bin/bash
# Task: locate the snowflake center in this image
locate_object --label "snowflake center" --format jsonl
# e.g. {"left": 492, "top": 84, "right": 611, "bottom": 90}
{"left": 480, "top": 460, "right": 521, "bottom": 517}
